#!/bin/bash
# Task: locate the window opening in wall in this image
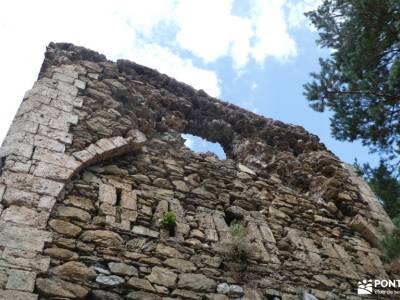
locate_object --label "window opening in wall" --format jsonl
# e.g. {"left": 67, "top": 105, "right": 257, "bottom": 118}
{"left": 224, "top": 210, "right": 242, "bottom": 226}
{"left": 182, "top": 134, "right": 226, "bottom": 160}
{"left": 116, "top": 188, "right": 122, "bottom": 206}
{"left": 0, "top": 156, "right": 5, "bottom": 176}
{"left": 115, "top": 188, "right": 122, "bottom": 223}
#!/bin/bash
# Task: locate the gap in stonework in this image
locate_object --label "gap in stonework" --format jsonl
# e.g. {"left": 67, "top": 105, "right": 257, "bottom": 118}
{"left": 181, "top": 134, "right": 226, "bottom": 160}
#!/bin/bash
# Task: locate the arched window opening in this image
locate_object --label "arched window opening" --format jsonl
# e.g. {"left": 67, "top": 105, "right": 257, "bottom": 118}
{"left": 182, "top": 134, "right": 226, "bottom": 160}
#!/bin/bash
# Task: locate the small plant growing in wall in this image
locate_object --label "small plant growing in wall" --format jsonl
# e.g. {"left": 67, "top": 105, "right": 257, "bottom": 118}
{"left": 162, "top": 211, "right": 177, "bottom": 236}
{"left": 216, "top": 219, "right": 250, "bottom": 281}
{"left": 221, "top": 220, "right": 250, "bottom": 262}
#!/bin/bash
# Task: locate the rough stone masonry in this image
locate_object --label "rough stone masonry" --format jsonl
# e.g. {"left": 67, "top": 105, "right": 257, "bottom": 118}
{"left": 0, "top": 42, "right": 398, "bottom": 300}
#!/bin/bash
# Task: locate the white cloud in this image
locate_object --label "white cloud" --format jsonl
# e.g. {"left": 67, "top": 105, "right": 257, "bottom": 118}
{"left": 250, "top": 0, "right": 297, "bottom": 64}
{"left": 172, "top": 0, "right": 299, "bottom": 68}
{"left": 286, "top": 0, "right": 322, "bottom": 30}
{"left": 126, "top": 41, "right": 221, "bottom": 97}
{"left": 115, "top": 0, "right": 176, "bottom": 37}
{"left": 0, "top": 0, "right": 318, "bottom": 143}
{"left": 0, "top": 0, "right": 220, "bottom": 143}
{"left": 174, "top": 0, "right": 253, "bottom": 68}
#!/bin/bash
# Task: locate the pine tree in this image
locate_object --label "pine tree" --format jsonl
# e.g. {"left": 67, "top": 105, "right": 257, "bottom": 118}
{"left": 305, "top": 0, "right": 400, "bottom": 224}
{"left": 304, "top": 0, "right": 400, "bottom": 159}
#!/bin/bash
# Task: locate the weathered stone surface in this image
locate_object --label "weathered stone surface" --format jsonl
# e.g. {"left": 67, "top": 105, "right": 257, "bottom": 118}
{"left": 217, "top": 283, "right": 244, "bottom": 297}
{"left": 164, "top": 258, "right": 196, "bottom": 272}
{"left": 36, "top": 277, "right": 89, "bottom": 298}
{"left": 99, "top": 183, "right": 117, "bottom": 205}
{"left": 108, "top": 262, "right": 138, "bottom": 276}
{"left": 49, "top": 219, "right": 82, "bottom": 237}
{"left": 147, "top": 266, "right": 177, "bottom": 287}
{"left": 37, "top": 126, "right": 73, "bottom": 144}
{"left": 96, "top": 274, "right": 125, "bottom": 286}
{"left": 172, "top": 180, "right": 189, "bottom": 192}
{"left": 327, "top": 201, "right": 338, "bottom": 214}
{"left": 192, "top": 254, "right": 222, "bottom": 268}
{"left": 1, "top": 172, "right": 64, "bottom": 196}
{"left": 126, "top": 291, "right": 161, "bottom": 300}
{"left": 53, "top": 72, "right": 74, "bottom": 84}
{"left": 74, "top": 79, "right": 86, "bottom": 90}
{"left": 0, "top": 185, "right": 5, "bottom": 201}
{"left": 349, "top": 214, "right": 379, "bottom": 247}
{"left": 192, "top": 187, "right": 216, "bottom": 199}
{"left": 127, "top": 277, "right": 155, "bottom": 292}
{"left": 303, "top": 292, "right": 319, "bottom": 300}
{"left": 0, "top": 290, "right": 38, "bottom": 300}
{"left": 313, "top": 274, "right": 335, "bottom": 288}
{"left": 38, "top": 196, "right": 56, "bottom": 210}
{"left": 269, "top": 206, "right": 290, "bottom": 220}
{"left": 64, "top": 196, "right": 95, "bottom": 211}
{"left": 171, "top": 289, "right": 203, "bottom": 299}
{"left": 1, "top": 206, "right": 49, "bottom": 228}
{"left": 259, "top": 224, "right": 276, "bottom": 243}
{"left": 6, "top": 269, "right": 36, "bottom": 292}
{"left": 56, "top": 206, "right": 91, "bottom": 222}
{"left": 102, "top": 165, "right": 129, "bottom": 176}
{"left": 132, "top": 225, "right": 159, "bottom": 238}
{"left": 73, "top": 149, "right": 95, "bottom": 163}
{"left": 52, "top": 261, "right": 96, "bottom": 281}
{"left": 0, "top": 247, "right": 50, "bottom": 272}
{"left": 191, "top": 229, "right": 205, "bottom": 240}
{"left": 95, "top": 138, "right": 117, "bottom": 152}
{"left": 155, "top": 244, "right": 184, "bottom": 258}
{"left": 237, "top": 163, "right": 256, "bottom": 176}
{"left": 34, "top": 135, "right": 66, "bottom": 152}
{"left": 57, "top": 81, "right": 78, "bottom": 96}
{"left": 91, "top": 290, "right": 123, "bottom": 300}
{"left": 33, "top": 161, "right": 73, "bottom": 181}
{"left": 3, "top": 188, "right": 40, "bottom": 207}
{"left": 177, "top": 273, "right": 216, "bottom": 292}
{"left": 153, "top": 178, "right": 172, "bottom": 189}
{"left": 92, "top": 266, "right": 110, "bottom": 275}
{"left": 0, "top": 223, "right": 51, "bottom": 251}
{"left": 80, "top": 230, "right": 123, "bottom": 247}
{"left": 44, "top": 247, "right": 78, "bottom": 260}
{"left": 120, "top": 190, "right": 137, "bottom": 210}
{"left": 205, "top": 294, "right": 229, "bottom": 300}
{"left": 132, "top": 174, "right": 151, "bottom": 184}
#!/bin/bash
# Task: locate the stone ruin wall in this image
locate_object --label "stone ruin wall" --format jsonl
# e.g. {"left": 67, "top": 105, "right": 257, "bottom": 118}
{"left": 0, "top": 42, "right": 397, "bottom": 300}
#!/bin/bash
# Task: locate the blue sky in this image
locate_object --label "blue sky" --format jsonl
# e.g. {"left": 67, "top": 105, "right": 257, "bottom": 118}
{"left": 0, "top": 0, "right": 379, "bottom": 166}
